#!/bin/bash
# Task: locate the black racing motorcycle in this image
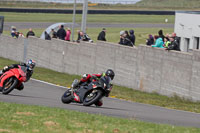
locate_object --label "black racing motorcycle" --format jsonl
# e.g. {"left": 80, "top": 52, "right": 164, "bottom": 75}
{"left": 61, "top": 76, "right": 112, "bottom": 106}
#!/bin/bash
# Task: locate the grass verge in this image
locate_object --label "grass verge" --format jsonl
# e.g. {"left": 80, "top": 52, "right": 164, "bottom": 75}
{"left": 1, "top": 102, "right": 200, "bottom": 133}
{"left": 1, "top": 12, "right": 175, "bottom": 24}
{"left": 1, "top": 57, "right": 200, "bottom": 113}
{"left": 0, "top": 0, "right": 200, "bottom": 11}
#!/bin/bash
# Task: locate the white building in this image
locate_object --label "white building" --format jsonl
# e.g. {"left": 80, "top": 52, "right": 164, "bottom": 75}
{"left": 175, "top": 11, "right": 200, "bottom": 52}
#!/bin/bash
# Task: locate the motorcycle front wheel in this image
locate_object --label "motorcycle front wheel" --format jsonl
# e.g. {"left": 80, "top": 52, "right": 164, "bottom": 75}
{"left": 61, "top": 89, "right": 73, "bottom": 104}
{"left": 2, "top": 77, "right": 18, "bottom": 95}
{"left": 83, "top": 89, "right": 103, "bottom": 106}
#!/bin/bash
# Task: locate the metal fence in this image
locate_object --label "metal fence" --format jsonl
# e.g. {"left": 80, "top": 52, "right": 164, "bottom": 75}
{"left": 0, "top": 0, "right": 141, "bottom": 4}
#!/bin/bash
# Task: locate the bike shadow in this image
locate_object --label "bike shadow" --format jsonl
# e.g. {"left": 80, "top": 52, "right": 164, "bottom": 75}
{"left": 3, "top": 93, "right": 51, "bottom": 100}
{"left": 71, "top": 103, "right": 130, "bottom": 112}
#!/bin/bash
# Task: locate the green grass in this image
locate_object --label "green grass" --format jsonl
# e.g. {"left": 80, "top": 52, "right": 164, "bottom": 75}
{"left": 135, "top": 0, "right": 200, "bottom": 10}
{"left": 3, "top": 27, "right": 174, "bottom": 46}
{"left": 0, "top": 0, "right": 200, "bottom": 10}
{"left": 1, "top": 57, "right": 200, "bottom": 113}
{"left": 1, "top": 102, "right": 200, "bottom": 133}
{"left": 0, "top": 12, "right": 175, "bottom": 24}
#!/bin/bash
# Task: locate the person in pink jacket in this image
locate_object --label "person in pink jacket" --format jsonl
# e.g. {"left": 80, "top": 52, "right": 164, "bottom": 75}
{"left": 65, "top": 28, "right": 71, "bottom": 41}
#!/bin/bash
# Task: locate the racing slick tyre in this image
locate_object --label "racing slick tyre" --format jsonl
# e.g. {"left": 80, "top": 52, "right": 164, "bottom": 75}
{"left": 2, "top": 77, "right": 18, "bottom": 95}
{"left": 61, "top": 89, "right": 73, "bottom": 104}
{"left": 83, "top": 89, "right": 103, "bottom": 106}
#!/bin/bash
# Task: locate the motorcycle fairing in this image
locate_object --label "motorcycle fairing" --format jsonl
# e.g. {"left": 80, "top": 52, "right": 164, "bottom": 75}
{"left": 75, "top": 85, "right": 94, "bottom": 103}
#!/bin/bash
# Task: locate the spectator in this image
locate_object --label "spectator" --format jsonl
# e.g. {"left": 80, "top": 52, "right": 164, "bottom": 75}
{"left": 119, "top": 31, "right": 125, "bottom": 45}
{"left": 97, "top": 28, "right": 106, "bottom": 41}
{"left": 152, "top": 35, "right": 164, "bottom": 48}
{"left": 65, "top": 28, "right": 71, "bottom": 41}
{"left": 18, "top": 32, "right": 24, "bottom": 37}
{"left": 119, "top": 30, "right": 133, "bottom": 47}
{"left": 77, "top": 31, "right": 93, "bottom": 43}
{"left": 51, "top": 29, "right": 57, "bottom": 38}
{"left": 44, "top": 31, "right": 51, "bottom": 40}
{"left": 77, "top": 30, "right": 81, "bottom": 42}
{"left": 158, "top": 29, "right": 165, "bottom": 42}
{"left": 10, "top": 26, "right": 18, "bottom": 38}
{"left": 172, "top": 32, "right": 180, "bottom": 45}
{"left": 129, "top": 30, "right": 135, "bottom": 45}
{"left": 56, "top": 25, "right": 66, "bottom": 40}
{"left": 166, "top": 35, "right": 180, "bottom": 51}
{"left": 125, "top": 30, "right": 130, "bottom": 40}
{"left": 146, "top": 34, "right": 154, "bottom": 46}
{"left": 163, "top": 37, "right": 171, "bottom": 48}
{"left": 26, "top": 28, "right": 35, "bottom": 38}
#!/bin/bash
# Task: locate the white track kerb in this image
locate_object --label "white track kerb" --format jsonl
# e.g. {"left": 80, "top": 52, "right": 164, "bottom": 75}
{"left": 30, "top": 78, "right": 68, "bottom": 89}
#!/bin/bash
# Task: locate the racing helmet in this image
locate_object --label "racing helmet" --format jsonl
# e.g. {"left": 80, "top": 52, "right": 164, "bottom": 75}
{"left": 27, "top": 59, "right": 36, "bottom": 70}
{"left": 105, "top": 69, "right": 115, "bottom": 80}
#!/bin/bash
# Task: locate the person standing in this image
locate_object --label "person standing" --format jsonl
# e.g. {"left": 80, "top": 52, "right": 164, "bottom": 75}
{"left": 152, "top": 35, "right": 164, "bottom": 48}
{"left": 26, "top": 28, "right": 35, "bottom": 38}
{"left": 166, "top": 35, "right": 180, "bottom": 51}
{"left": 146, "top": 34, "right": 154, "bottom": 46}
{"left": 44, "top": 31, "right": 51, "bottom": 40}
{"left": 97, "top": 28, "right": 106, "bottom": 41}
{"left": 158, "top": 29, "right": 165, "bottom": 42}
{"left": 57, "top": 25, "right": 66, "bottom": 40}
{"left": 65, "top": 28, "right": 71, "bottom": 41}
{"left": 129, "top": 30, "right": 135, "bottom": 45}
{"left": 119, "top": 31, "right": 133, "bottom": 47}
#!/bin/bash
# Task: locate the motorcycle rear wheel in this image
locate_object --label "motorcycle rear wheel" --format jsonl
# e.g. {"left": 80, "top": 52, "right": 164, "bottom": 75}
{"left": 2, "top": 77, "right": 18, "bottom": 95}
{"left": 61, "top": 89, "right": 73, "bottom": 104}
{"left": 83, "top": 90, "right": 103, "bottom": 106}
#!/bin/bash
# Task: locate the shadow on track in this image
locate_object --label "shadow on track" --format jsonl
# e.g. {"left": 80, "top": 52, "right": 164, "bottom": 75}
{"left": 2, "top": 93, "right": 53, "bottom": 100}
{"left": 68, "top": 103, "right": 130, "bottom": 112}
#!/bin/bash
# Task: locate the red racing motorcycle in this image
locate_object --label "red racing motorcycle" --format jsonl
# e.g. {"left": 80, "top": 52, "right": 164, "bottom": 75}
{"left": 0, "top": 65, "right": 27, "bottom": 95}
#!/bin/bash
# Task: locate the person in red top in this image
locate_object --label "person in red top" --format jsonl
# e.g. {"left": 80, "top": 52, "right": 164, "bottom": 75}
{"left": 77, "top": 69, "right": 115, "bottom": 107}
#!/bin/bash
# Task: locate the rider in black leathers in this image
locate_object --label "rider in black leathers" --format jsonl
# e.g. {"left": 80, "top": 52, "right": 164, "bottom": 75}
{"left": 77, "top": 69, "right": 115, "bottom": 106}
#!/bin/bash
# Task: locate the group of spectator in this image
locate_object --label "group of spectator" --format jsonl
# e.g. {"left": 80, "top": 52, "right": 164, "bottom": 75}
{"left": 146, "top": 30, "right": 180, "bottom": 51}
{"left": 11, "top": 26, "right": 35, "bottom": 38}
{"left": 45, "top": 25, "right": 71, "bottom": 41}
{"left": 119, "top": 30, "right": 135, "bottom": 47}
{"left": 10, "top": 25, "right": 180, "bottom": 52}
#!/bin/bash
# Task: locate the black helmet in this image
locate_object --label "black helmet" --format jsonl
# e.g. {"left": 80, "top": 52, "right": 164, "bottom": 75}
{"left": 105, "top": 69, "right": 115, "bottom": 80}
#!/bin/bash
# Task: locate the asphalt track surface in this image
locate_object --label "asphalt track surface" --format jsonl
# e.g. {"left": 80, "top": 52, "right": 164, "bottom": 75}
{"left": 4, "top": 22, "right": 174, "bottom": 31}
{"left": 1, "top": 79, "right": 200, "bottom": 128}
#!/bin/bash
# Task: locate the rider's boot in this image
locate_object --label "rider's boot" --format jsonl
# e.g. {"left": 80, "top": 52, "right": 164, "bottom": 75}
{"left": 16, "top": 83, "right": 24, "bottom": 91}
{"left": 95, "top": 99, "right": 103, "bottom": 107}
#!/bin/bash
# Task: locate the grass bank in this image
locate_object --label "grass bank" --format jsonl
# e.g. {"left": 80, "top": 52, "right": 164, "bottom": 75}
{"left": 0, "top": 0, "right": 200, "bottom": 11}
{"left": 1, "top": 57, "right": 200, "bottom": 113}
{"left": 1, "top": 102, "right": 199, "bottom": 133}
{"left": 1, "top": 12, "right": 175, "bottom": 24}
{"left": 135, "top": 0, "right": 200, "bottom": 10}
